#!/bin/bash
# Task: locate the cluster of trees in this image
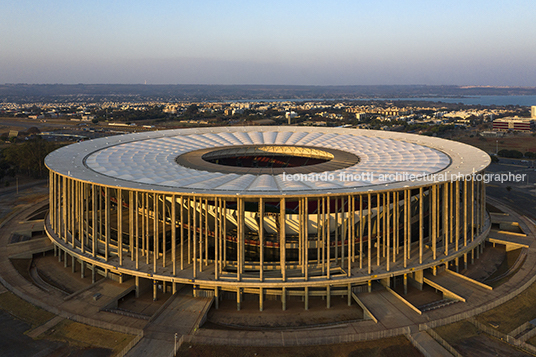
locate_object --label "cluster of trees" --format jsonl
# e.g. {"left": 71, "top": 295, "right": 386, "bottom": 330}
{"left": 93, "top": 106, "right": 167, "bottom": 122}
{"left": 497, "top": 149, "right": 524, "bottom": 159}
{"left": 0, "top": 139, "right": 61, "bottom": 180}
{"left": 497, "top": 149, "right": 536, "bottom": 159}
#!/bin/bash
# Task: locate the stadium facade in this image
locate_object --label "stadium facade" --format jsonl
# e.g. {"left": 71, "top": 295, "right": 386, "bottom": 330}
{"left": 45, "top": 126, "right": 491, "bottom": 310}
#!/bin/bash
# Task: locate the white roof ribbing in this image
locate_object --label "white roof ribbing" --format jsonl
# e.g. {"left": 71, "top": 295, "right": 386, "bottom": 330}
{"left": 45, "top": 126, "right": 490, "bottom": 196}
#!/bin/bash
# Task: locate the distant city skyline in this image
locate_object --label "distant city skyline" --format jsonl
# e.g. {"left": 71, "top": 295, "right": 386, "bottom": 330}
{"left": 1, "top": 0, "right": 535, "bottom": 86}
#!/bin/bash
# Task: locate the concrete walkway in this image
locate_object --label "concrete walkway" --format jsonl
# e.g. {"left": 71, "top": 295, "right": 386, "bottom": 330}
{"left": 1, "top": 193, "right": 536, "bottom": 357}
{"left": 0, "top": 200, "right": 146, "bottom": 335}
{"left": 127, "top": 294, "right": 213, "bottom": 357}
{"left": 357, "top": 286, "right": 420, "bottom": 329}
{"left": 410, "top": 331, "right": 454, "bottom": 357}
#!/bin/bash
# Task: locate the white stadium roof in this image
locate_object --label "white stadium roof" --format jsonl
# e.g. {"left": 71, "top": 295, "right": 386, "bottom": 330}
{"left": 45, "top": 126, "right": 490, "bottom": 197}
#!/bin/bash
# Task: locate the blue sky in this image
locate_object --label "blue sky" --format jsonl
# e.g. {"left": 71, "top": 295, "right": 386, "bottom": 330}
{"left": 1, "top": 0, "right": 535, "bottom": 85}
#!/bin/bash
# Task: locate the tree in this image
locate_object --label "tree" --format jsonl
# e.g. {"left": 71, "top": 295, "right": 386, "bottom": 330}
{"left": 185, "top": 104, "right": 198, "bottom": 115}
{"left": 497, "top": 149, "right": 523, "bottom": 159}
{"left": 2, "top": 138, "right": 61, "bottom": 178}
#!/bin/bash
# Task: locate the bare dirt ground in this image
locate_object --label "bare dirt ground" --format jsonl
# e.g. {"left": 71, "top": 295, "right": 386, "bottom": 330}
{"left": 460, "top": 242, "right": 508, "bottom": 282}
{"left": 476, "top": 279, "right": 536, "bottom": 335}
{"left": 392, "top": 283, "right": 443, "bottom": 308}
{"left": 206, "top": 294, "right": 363, "bottom": 329}
{"left": 177, "top": 335, "right": 422, "bottom": 357}
{"left": 435, "top": 320, "right": 531, "bottom": 357}
{"left": 455, "top": 134, "right": 536, "bottom": 154}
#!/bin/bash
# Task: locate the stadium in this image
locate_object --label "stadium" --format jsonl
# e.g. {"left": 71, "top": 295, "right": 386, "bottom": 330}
{"left": 44, "top": 126, "right": 491, "bottom": 310}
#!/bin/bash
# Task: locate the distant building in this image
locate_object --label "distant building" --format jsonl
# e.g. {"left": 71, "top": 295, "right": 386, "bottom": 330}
{"left": 531, "top": 106, "right": 536, "bottom": 118}
{"left": 493, "top": 117, "right": 535, "bottom": 132}
{"left": 285, "top": 111, "right": 297, "bottom": 124}
{"left": 354, "top": 112, "right": 367, "bottom": 121}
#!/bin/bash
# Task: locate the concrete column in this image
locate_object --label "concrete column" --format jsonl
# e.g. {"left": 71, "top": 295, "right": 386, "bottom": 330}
{"left": 192, "top": 197, "right": 197, "bottom": 278}
{"left": 305, "top": 197, "right": 309, "bottom": 280}
{"left": 368, "top": 279, "right": 372, "bottom": 293}
{"left": 129, "top": 190, "right": 134, "bottom": 263}
{"left": 237, "top": 287, "right": 241, "bottom": 311}
{"left": 367, "top": 194, "right": 372, "bottom": 274}
{"left": 105, "top": 187, "right": 110, "bottom": 262}
{"left": 359, "top": 195, "right": 363, "bottom": 269}
{"left": 419, "top": 187, "right": 423, "bottom": 264}
{"left": 403, "top": 190, "right": 408, "bottom": 268}
{"left": 327, "top": 197, "right": 331, "bottom": 279}
{"left": 471, "top": 179, "right": 475, "bottom": 242}
{"left": 455, "top": 181, "right": 460, "bottom": 252}
{"left": 180, "top": 196, "right": 184, "bottom": 271}
{"left": 80, "top": 261, "right": 85, "bottom": 279}
{"left": 172, "top": 282, "right": 177, "bottom": 295}
{"left": 92, "top": 265, "right": 96, "bottom": 284}
{"left": 162, "top": 195, "right": 167, "bottom": 269}
{"left": 464, "top": 180, "right": 468, "bottom": 249}
{"left": 215, "top": 287, "right": 219, "bottom": 309}
{"left": 72, "top": 256, "right": 75, "bottom": 273}
{"left": 464, "top": 253, "right": 468, "bottom": 270}
{"left": 64, "top": 251, "right": 68, "bottom": 268}
{"left": 236, "top": 198, "right": 242, "bottom": 280}
{"left": 204, "top": 198, "right": 209, "bottom": 267}
{"left": 455, "top": 257, "right": 459, "bottom": 272}
{"left": 348, "top": 284, "right": 352, "bottom": 306}
{"left": 119, "top": 273, "right": 123, "bottom": 284}
{"left": 259, "top": 197, "right": 264, "bottom": 280}
{"left": 326, "top": 285, "right": 331, "bottom": 309}
{"left": 92, "top": 185, "right": 97, "bottom": 258}
{"left": 387, "top": 193, "right": 390, "bottom": 271}
{"left": 377, "top": 193, "right": 381, "bottom": 267}
{"left": 404, "top": 274, "right": 408, "bottom": 295}
{"left": 198, "top": 198, "right": 203, "bottom": 273}
{"left": 432, "top": 265, "right": 437, "bottom": 276}
{"left": 153, "top": 193, "right": 158, "bottom": 274}
{"left": 282, "top": 287, "right": 286, "bottom": 311}
{"left": 304, "top": 286, "right": 309, "bottom": 310}
{"left": 170, "top": 195, "right": 176, "bottom": 276}
{"left": 280, "top": 198, "right": 286, "bottom": 282}
{"left": 409, "top": 270, "right": 423, "bottom": 290}
{"left": 380, "top": 277, "right": 390, "bottom": 288}
{"left": 259, "top": 287, "right": 263, "bottom": 312}
{"left": 444, "top": 183, "right": 448, "bottom": 255}
{"left": 118, "top": 188, "right": 123, "bottom": 266}
{"left": 153, "top": 280, "right": 157, "bottom": 301}
{"left": 432, "top": 185, "right": 437, "bottom": 260}
{"left": 135, "top": 276, "right": 140, "bottom": 298}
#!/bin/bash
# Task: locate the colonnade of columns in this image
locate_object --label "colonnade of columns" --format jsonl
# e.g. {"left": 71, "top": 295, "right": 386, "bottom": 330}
{"left": 48, "top": 170, "right": 489, "bottom": 305}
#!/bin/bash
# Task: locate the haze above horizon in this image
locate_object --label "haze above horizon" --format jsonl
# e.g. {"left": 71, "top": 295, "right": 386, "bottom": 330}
{"left": 2, "top": 0, "right": 535, "bottom": 86}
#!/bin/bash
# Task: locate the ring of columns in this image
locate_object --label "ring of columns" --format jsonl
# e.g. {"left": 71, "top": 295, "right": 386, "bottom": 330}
{"left": 45, "top": 126, "right": 491, "bottom": 308}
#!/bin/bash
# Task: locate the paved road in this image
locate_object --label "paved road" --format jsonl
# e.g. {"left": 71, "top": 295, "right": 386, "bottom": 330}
{"left": 486, "top": 162, "right": 536, "bottom": 222}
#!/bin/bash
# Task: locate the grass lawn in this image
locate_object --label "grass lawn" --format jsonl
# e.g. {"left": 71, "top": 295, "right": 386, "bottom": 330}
{"left": 41, "top": 319, "right": 135, "bottom": 356}
{"left": 0, "top": 291, "right": 55, "bottom": 328}
{"left": 476, "top": 280, "right": 536, "bottom": 334}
